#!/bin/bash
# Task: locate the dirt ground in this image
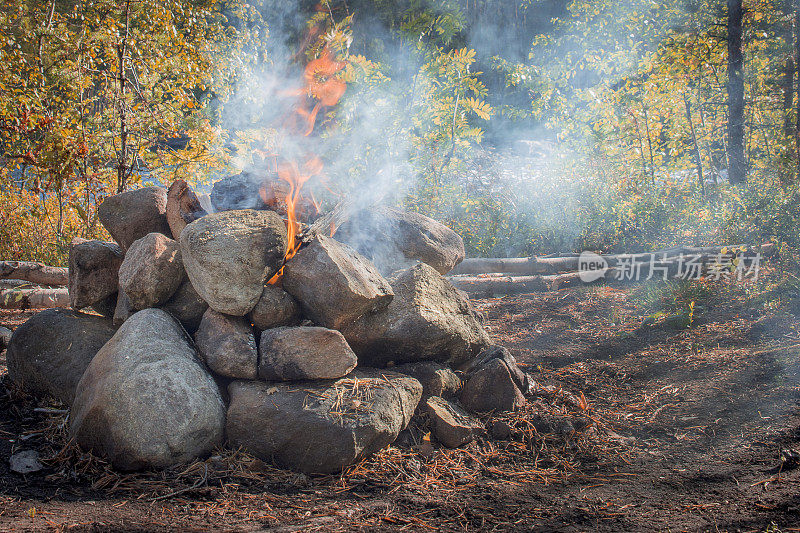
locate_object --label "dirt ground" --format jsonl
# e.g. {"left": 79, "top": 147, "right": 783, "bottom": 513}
{"left": 1, "top": 277, "right": 799, "bottom": 532}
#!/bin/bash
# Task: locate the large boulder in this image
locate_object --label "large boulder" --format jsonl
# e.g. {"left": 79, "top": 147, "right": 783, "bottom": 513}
{"left": 166, "top": 179, "right": 207, "bottom": 240}
{"left": 194, "top": 309, "right": 258, "bottom": 380}
{"left": 340, "top": 263, "right": 491, "bottom": 367}
{"left": 6, "top": 309, "right": 117, "bottom": 405}
{"left": 210, "top": 171, "right": 268, "bottom": 212}
{"left": 180, "top": 210, "right": 287, "bottom": 316}
{"left": 97, "top": 186, "right": 171, "bottom": 251}
{"left": 70, "top": 309, "right": 225, "bottom": 471}
{"left": 258, "top": 326, "right": 357, "bottom": 381}
{"left": 248, "top": 285, "right": 301, "bottom": 331}
{"left": 161, "top": 279, "right": 208, "bottom": 333}
{"left": 68, "top": 238, "right": 124, "bottom": 309}
{"left": 335, "top": 207, "right": 465, "bottom": 275}
{"left": 118, "top": 233, "right": 185, "bottom": 310}
{"left": 226, "top": 369, "right": 422, "bottom": 473}
{"left": 282, "top": 236, "right": 393, "bottom": 329}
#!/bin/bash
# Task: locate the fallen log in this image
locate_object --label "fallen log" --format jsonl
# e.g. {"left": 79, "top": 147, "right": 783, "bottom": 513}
{"left": 0, "top": 279, "right": 43, "bottom": 290}
{"left": 0, "top": 287, "right": 70, "bottom": 309}
{"left": 450, "top": 253, "right": 764, "bottom": 296}
{"left": 450, "top": 256, "right": 578, "bottom": 276}
{"left": 0, "top": 261, "right": 68, "bottom": 286}
{"left": 450, "top": 243, "right": 775, "bottom": 276}
{"left": 450, "top": 274, "right": 551, "bottom": 295}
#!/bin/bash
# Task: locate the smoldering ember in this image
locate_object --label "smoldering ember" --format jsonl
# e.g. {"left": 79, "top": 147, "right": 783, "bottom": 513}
{"left": 3, "top": 1, "right": 800, "bottom": 531}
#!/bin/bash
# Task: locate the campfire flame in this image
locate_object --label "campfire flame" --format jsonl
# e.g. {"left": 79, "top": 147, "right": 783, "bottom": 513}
{"left": 279, "top": 156, "right": 324, "bottom": 262}
{"left": 266, "top": 44, "right": 347, "bottom": 285}
{"left": 298, "top": 48, "right": 347, "bottom": 136}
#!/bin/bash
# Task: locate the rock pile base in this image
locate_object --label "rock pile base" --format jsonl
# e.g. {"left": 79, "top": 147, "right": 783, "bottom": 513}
{"left": 6, "top": 183, "right": 534, "bottom": 474}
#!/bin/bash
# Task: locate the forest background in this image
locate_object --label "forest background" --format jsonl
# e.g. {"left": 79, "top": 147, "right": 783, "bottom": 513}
{"left": 1, "top": 0, "right": 797, "bottom": 267}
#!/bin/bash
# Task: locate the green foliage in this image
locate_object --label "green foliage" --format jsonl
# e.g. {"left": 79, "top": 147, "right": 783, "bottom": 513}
{"left": 3, "top": 0, "right": 800, "bottom": 267}
{"left": 0, "top": 0, "right": 255, "bottom": 262}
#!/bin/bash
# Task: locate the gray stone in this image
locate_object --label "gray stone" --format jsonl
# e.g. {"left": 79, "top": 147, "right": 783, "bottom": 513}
{"left": 210, "top": 171, "right": 268, "bottom": 212}
{"left": 282, "top": 235, "right": 393, "bottom": 329}
{"left": 394, "top": 361, "right": 461, "bottom": 400}
{"left": 0, "top": 325, "right": 12, "bottom": 351}
{"left": 460, "top": 358, "right": 525, "bottom": 414}
{"left": 70, "top": 309, "right": 225, "bottom": 471}
{"left": 462, "top": 345, "right": 529, "bottom": 392}
{"left": 226, "top": 369, "right": 421, "bottom": 473}
{"left": 118, "top": 233, "right": 185, "bottom": 310}
{"left": 97, "top": 186, "right": 171, "bottom": 251}
{"left": 258, "top": 326, "right": 357, "bottom": 381}
{"left": 166, "top": 179, "right": 207, "bottom": 240}
{"left": 335, "top": 207, "right": 465, "bottom": 275}
{"left": 9, "top": 450, "right": 43, "bottom": 474}
{"left": 195, "top": 309, "right": 257, "bottom": 380}
{"left": 489, "top": 419, "right": 513, "bottom": 439}
{"left": 162, "top": 279, "right": 208, "bottom": 333}
{"left": 340, "top": 263, "right": 491, "bottom": 367}
{"left": 180, "top": 210, "right": 287, "bottom": 316}
{"left": 6, "top": 309, "right": 117, "bottom": 405}
{"left": 68, "top": 238, "right": 124, "bottom": 309}
{"left": 112, "top": 289, "right": 134, "bottom": 326}
{"left": 426, "top": 396, "right": 484, "bottom": 448}
{"left": 249, "top": 285, "right": 301, "bottom": 331}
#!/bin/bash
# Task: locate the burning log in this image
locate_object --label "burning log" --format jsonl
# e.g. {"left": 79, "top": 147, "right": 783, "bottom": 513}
{"left": 304, "top": 197, "right": 357, "bottom": 243}
{"left": 0, "top": 261, "right": 68, "bottom": 286}
{"left": 0, "top": 286, "right": 70, "bottom": 309}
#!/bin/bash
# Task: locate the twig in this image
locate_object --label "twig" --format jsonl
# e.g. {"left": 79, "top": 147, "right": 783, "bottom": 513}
{"left": 149, "top": 464, "right": 208, "bottom": 502}
{"left": 751, "top": 343, "right": 800, "bottom": 356}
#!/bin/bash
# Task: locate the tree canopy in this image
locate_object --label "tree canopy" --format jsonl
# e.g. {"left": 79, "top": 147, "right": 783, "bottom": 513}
{"left": 1, "top": 0, "right": 799, "bottom": 263}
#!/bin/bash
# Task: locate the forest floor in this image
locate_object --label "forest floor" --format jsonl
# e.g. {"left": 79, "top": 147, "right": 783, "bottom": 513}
{"left": 1, "top": 275, "right": 799, "bottom": 532}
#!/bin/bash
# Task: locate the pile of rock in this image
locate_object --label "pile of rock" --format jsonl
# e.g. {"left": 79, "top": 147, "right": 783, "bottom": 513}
{"left": 6, "top": 181, "right": 531, "bottom": 474}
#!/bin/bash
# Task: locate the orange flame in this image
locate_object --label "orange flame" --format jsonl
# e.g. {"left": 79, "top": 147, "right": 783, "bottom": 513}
{"left": 282, "top": 157, "right": 323, "bottom": 261}
{"left": 297, "top": 49, "right": 347, "bottom": 135}
{"left": 267, "top": 45, "right": 347, "bottom": 285}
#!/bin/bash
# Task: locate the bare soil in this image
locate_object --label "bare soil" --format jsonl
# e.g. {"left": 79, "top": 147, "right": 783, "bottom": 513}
{"left": 1, "top": 277, "right": 799, "bottom": 532}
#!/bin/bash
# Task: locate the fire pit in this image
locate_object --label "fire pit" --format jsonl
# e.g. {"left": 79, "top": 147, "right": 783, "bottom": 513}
{"left": 5, "top": 181, "right": 532, "bottom": 474}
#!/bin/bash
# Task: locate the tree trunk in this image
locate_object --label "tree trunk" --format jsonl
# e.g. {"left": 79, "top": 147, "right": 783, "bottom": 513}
{"left": 727, "top": 0, "right": 747, "bottom": 184}
{"left": 116, "top": 0, "right": 131, "bottom": 193}
{"left": 0, "top": 261, "right": 68, "bottom": 285}
{"left": 796, "top": 1, "right": 800, "bottom": 180}
{"left": 683, "top": 92, "right": 705, "bottom": 192}
{"left": 642, "top": 104, "right": 656, "bottom": 183}
{"left": 631, "top": 112, "right": 648, "bottom": 180}
{"left": 783, "top": 39, "right": 794, "bottom": 137}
